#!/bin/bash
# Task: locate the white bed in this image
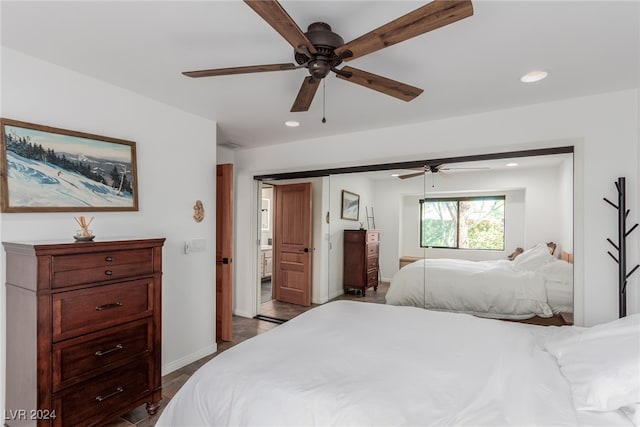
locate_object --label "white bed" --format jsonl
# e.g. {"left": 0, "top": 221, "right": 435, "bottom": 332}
{"left": 386, "top": 243, "right": 574, "bottom": 319}
{"left": 157, "top": 301, "right": 638, "bottom": 427}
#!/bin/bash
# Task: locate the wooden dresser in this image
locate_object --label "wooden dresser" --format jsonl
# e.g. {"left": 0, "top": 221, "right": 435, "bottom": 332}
{"left": 3, "top": 237, "right": 165, "bottom": 427}
{"left": 343, "top": 230, "right": 379, "bottom": 296}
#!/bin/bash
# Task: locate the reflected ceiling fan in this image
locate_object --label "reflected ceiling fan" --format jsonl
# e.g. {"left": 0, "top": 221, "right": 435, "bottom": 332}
{"left": 182, "top": 0, "right": 474, "bottom": 112}
{"left": 397, "top": 164, "right": 490, "bottom": 180}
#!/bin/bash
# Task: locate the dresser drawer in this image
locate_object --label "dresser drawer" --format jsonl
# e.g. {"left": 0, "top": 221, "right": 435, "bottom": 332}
{"left": 52, "top": 249, "right": 154, "bottom": 288}
{"left": 366, "top": 255, "right": 378, "bottom": 270}
{"left": 54, "top": 359, "right": 151, "bottom": 427}
{"left": 53, "top": 319, "right": 152, "bottom": 392}
{"left": 367, "top": 271, "right": 378, "bottom": 287}
{"left": 367, "top": 243, "right": 379, "bottom": 256}
{"left": 52, "top": 279, "right": 153, "bottom": 341}
{"left": 366, "top": 231, "right": 379, "bottom": 243}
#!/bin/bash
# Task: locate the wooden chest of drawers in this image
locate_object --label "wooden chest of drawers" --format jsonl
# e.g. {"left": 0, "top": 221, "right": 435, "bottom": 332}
{"left": 3, "top": 238, "right": 165, "bottom": 427}
{"left": 343, "top": 230, "right": 379, "bottom": 296}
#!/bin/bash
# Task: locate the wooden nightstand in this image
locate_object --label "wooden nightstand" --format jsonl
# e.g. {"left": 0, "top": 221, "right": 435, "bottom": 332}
{"left": 560, "top": 312, "right": 574, "bottom": 325}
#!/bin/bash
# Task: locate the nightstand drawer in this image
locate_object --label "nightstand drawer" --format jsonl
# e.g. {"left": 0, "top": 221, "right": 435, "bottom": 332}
{"left": 53, "top": 319, "right": 152, "bottom": 392}
{"left": 52, "top": 279, "right": 153, "bottom": 341}
{"left": 55, "top": 359, "right": 151, "bottom": 427}
{"left": 52, "top": 249, "right": 154, "bottom": 288}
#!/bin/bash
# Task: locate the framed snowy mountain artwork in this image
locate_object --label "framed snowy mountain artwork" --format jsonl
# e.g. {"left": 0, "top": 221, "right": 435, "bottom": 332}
{"left": 0, "top": 119, "right": 138, "bottom": 212}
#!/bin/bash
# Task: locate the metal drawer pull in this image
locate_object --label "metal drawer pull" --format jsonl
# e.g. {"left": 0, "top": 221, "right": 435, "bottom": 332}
{"left": 105, "top": 270, "right": 113, "bottom": 276}
{"left": 105, "top": 256, "right": 113, "bottom": 262}
{"left": 95, "top": 344, "right": 123, "bottom": 357}
{"left": 95, "top": 301, "right": 123, "bottom": 311}
{"left": 95, "top": 386, "right": 124, "bottom": 402}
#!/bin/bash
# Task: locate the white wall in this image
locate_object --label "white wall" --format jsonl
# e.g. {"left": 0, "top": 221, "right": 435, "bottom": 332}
{"left": 233, "top": 89, "right": 639, "bottom": 327}
{"left": 216, "top": 145, "right": 235, "bottom": 165}
{"left": 0, "top": 48, "right": 219, "bottom": 423}
{"left": 559, "top": 157, "right": 574, "bottom": 254}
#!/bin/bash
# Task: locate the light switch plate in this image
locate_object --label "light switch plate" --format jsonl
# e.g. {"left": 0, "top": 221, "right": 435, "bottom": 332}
{"left": 185, "top": 238, "right": 207, "bottom": 254}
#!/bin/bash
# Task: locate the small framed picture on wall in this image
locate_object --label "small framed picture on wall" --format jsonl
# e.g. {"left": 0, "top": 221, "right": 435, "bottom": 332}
{"left": 341, "top": 190, "right": 360, "bottom": 221}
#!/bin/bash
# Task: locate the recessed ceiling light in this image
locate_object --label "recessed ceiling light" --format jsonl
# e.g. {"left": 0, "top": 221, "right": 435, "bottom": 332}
{"left": 506, "top": 162, "right": 518, "bottom": 167}
{"left": 391, "top": 173, "right": 400, "bottom": 177}
{"left": 520, "top": 70, "right": 548, "bottom": 83}
{"left": 284, "top": 120, "right": 300, "bottom": 127}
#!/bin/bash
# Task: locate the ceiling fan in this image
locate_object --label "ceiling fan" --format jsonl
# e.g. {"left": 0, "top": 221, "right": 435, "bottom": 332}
{"left": 182, "top": 0, "right": 474, "bottom": 112}
{"left": 397, "top": 164, "right": 490, "bottom": 180}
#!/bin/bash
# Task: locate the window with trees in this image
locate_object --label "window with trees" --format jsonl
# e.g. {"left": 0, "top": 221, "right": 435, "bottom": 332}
{"left": 420, "top": 196, "right": 505, "bottom": 250}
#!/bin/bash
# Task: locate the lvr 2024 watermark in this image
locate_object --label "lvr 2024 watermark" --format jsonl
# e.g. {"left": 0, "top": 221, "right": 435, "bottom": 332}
{"left": 5, "top": 409, "right": 57, "bottom": 421}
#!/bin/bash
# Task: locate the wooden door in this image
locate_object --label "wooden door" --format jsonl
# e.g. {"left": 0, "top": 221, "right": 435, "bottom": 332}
{"left": 273, "top": 183, "right": 312, "bottom": 306}
{"left": 216, "top": 164, "right": 233, "bottom": 341}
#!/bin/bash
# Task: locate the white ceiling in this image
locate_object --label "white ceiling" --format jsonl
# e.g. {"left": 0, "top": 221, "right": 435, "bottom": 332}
{"left": 1, "top": 1, "right": 639, "bottom": 150}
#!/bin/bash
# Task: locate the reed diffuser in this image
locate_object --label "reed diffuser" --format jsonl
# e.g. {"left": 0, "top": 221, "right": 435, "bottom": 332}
{"left": 74, "top": 216, "right": 95, "bottom": 240}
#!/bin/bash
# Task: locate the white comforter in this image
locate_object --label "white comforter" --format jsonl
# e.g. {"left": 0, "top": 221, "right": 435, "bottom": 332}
{"left": 385, "top": 258, "right": 554, "bottom": 319}
{"left": 157, "top": 301, "right": 630, "bottom": 427}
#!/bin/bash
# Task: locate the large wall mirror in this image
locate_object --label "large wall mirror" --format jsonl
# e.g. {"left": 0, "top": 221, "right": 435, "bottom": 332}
{"left": 255, "top": 148, "right": 574, "bottom": 325}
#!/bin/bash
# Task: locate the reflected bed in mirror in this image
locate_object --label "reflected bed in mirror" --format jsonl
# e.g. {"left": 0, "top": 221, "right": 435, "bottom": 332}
{"left": 386, "top": 243, "right": 574, "bottom": 323}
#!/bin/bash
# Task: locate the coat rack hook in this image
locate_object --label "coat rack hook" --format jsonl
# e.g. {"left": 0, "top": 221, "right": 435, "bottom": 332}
{"left": 603, "top": 197, "right": 618, "bottom": 209}
{"left": 607, "top": 251, "right": 619, "bottom": 264}
{"left": 625, "top": 223, "right": 638, "bottom": 237}
{"left": 627, "top": 264, "right": 640, "bottom": 279}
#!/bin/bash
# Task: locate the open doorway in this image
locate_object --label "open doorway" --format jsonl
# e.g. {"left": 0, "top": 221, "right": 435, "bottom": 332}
{"left": 259, "top": 184, "right": 274, "bottom": 306}
{"left": 256, "top": 177, "right": 330, "bottom": 321}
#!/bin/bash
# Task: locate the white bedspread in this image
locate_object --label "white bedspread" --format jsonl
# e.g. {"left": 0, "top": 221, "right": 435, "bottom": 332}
{"left": 157, "top": 301, "right": 630, "bottom": 427}
{"left": 385, "top": 258, "right": 554, "bottom": 319}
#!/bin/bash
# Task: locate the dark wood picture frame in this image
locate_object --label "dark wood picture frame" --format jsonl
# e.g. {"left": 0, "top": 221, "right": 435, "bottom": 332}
{"left": 341, "top": 190, "right": 360, "bottom": 221}
{"left": 1, "top": 118, "right": 139, "bottom": 212}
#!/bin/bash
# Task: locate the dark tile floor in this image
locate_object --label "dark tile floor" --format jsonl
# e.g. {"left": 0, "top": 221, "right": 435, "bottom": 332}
{"left": 259, "top": 281, "right": 389, "bottom": 320}
{"left": 106, "top": 282, "right": 388, "bottom": 426}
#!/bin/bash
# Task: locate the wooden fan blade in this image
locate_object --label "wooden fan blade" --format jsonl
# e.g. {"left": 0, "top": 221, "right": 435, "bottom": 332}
{"left": 336, "top": 66, "right": 423, "bottom": 101}
{"left": 244, "top": 0, "right": 317, "bottom": 55}
{"left": 291, "top": 77, "right": 321, "bottom": 112}
{"left": 441, "top": 166, "right": 491, "bottom": 170}
{"left": 335, "top": 0, "right": 473, "bottom": 61}
{"left": 398, "top": 171, "right": 426, "bottom": 180}
{"left": 183, "top": 63, "right": 298, "bottom": 78}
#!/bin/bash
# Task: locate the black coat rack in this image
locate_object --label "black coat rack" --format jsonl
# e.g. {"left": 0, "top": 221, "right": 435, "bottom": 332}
{"left": 604, "top": 177, "right": 639, "bottom": 318}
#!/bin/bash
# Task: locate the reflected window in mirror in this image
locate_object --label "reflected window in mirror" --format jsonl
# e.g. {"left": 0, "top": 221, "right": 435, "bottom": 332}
{"left": 420, "top": 195, "right": 505, "bottom": 250}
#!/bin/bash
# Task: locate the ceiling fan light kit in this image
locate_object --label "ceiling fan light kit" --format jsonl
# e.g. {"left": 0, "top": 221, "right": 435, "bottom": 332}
{"left": 183, "top": 0, "right": 474, "bottom": 113}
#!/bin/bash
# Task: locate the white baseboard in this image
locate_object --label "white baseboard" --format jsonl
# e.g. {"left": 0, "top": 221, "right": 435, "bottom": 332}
{"left": 233, "top": 308, "right": 254, "bottom": 318}
{"left": 162, "top": 343, "right": 217, "bottom": 376}
{"left": 329, "top": 289, "right": 344, "bottom": 300}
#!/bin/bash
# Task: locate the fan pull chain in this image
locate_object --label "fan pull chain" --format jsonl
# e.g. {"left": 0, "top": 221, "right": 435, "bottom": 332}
{"left": 322, "top": 79, "right": 327, "bottom": 124}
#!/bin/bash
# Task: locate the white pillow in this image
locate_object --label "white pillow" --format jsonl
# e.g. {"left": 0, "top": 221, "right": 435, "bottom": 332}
{"left": 543, "top": 314, "right": 640, "bottom": 412}
{"left": 513, "top": 243, "right": 554, "bottom": 271}
{"left": 536, "top": 258, "right": 574, "bottom": 284}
